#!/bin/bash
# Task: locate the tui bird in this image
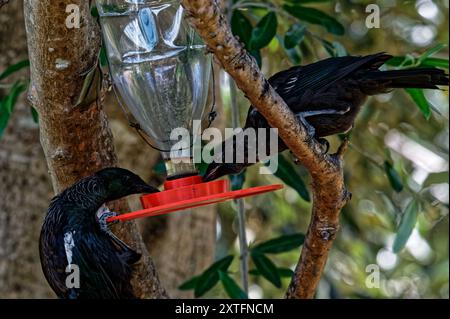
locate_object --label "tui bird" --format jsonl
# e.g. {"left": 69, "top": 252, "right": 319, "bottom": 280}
{"left": 39, "top": 167, "right": 159, "bottom": 299}
{"left": 203, "top": 53, "right": 448, "bottom": 181}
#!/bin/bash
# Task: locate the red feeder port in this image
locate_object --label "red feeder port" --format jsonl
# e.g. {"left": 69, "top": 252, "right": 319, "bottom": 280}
{"left": 107, "top": 175, "right": 283, "bottom": 222}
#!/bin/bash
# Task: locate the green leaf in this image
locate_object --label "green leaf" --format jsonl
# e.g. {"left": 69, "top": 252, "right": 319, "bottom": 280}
{"left": 321, "top": 39, "right": 347, "bottom": 57}
{"left": 266, "top": 154, "right": 310, "bottom": 201}
{"left": 418, "top": 43, "right": 447, "bottom": 64}
{"left": 420, "top": 57, "right": 449, "bottom": 69}
{"left": 251, "top": 252, "right": 282, "bottom": 288}
{"left": 194, "top": 255, "right": 234, "bottom": 297}
{"left": 0, "top": 99, "right": 9, "bottom": 138}
{"left": 30, "top": 107, "right": 39, "bottom": 123}
{"left": 90, "top": 4, "right": 99, "bottom": 18}
{"left": 423, "top": 172, "right": 449, "bottom": 188}
{"left": 278, "top": 35, "right": 302, "bottom": 64}
{"left": 231, "top": 10, "right": 253, "bottom": 48}
{"left": 153, "top": 160, "right": 167, "bottom": 175}
{"left": 252, "top": 233, "right": 305, "bottom": 254}
{"left": 99, "top": 46, "right": 108, "bottom": 67}
{"left": 0, "top": 60, "right": 30, "bottom": 81}
{"left": 230, "top": 170, "right": 246, "bottom": 190}
{"left": 385, "top": 56, "right": 415, "bottom": 67}
{"left": 385, "top": 55, "right": 448, "bottom": 69}
{"left": 0, "top": 81, "right": 28, "bottom": 138}
{"left": 393, "top": 199, "right": 420, "bottom": 253}
{"left": 283, "top": 5, "right": 345, "bottom": 35}
{"left": 405, "top": 88, "right": 432, "bottom": 119}
{"left": 178, "top": 276, "right": 199, "bottom": 291}
{"left": 218, "top": 271, "right": 248, "bottom": 299}
{"left": 4, "top": 81, "right": 28, "bottom": 113}
{"left": 277, "top": 267, "right": 295, "bottom": 278}
{"left": 332, "top": 41, "right": 347, "bottom": 57}
{"left": 249, "top": 12, "right": 278, "bottom": 50}
{"left": 249, "top": 49, "right": 262, "bottom": 68}
{"left": 384, "top": 161, "right": 404, "bottom": 193}
{"left": 284, "top": 24, "right": 306, "bottom": 49}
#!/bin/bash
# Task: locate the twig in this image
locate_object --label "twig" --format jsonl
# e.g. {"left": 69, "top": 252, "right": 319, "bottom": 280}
{"left": 182, "top": 0, "right": 350, "bottom": 298}
{"left": 229, "top": 77, "right": 249, "bottom": 293}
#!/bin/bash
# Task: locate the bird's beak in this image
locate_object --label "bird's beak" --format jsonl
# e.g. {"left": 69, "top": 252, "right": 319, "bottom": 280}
{"left": 137, "top": 183, "right": 159, "bottom": 194}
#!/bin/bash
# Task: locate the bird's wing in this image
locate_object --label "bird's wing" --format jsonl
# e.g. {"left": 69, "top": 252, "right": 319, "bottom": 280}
{"left": 39, "top": 200, "right": 72, "bottom": 298}
{"left": 269, "top": 53, "right": 392, "bottom": 105}
{"left": 70, "top": 231, "right": 135, "bottom": 298}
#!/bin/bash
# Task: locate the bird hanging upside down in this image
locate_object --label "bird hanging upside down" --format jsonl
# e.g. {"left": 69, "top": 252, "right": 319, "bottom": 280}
{"left": 39, "top": 167, "right": 159, "bottom": 299}
{"left": 203, "top": 53, "right": 449, "bottom": 181}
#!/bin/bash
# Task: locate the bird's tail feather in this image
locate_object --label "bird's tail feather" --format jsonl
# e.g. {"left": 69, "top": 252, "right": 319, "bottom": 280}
{"left": 362, "top": 68, "right": 449, "bottom": 93}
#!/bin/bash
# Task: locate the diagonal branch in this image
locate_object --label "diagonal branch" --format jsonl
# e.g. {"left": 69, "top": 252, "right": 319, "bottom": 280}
{"left": 181, "top": 0, "right": 351, "bottom": 298}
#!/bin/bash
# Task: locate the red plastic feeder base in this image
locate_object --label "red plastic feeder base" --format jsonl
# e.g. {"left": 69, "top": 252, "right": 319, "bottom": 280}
{"left": 108, "top": 175, "right": 283, "bottom": 222}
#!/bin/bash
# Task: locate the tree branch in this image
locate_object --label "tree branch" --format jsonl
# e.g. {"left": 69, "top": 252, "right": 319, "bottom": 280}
{"left": 23, "top": 0, "right": 167, "bottom": 298}
{"left": 181, "top": 0, "right": 351, "bottom": 298}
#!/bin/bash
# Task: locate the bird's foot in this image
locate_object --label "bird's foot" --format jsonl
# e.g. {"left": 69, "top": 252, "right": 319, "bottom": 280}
{"left": 317, "top": 138, "right": 330, "bottom": 154}
{"left": 295, "top": 114, "right": 316, "bottom": 138}
{"left": 97, "top": 205, "right": 118, "bottom": 233}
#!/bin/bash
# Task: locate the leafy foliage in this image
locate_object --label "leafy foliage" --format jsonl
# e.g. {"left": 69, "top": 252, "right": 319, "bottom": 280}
{"left": 393, "top": 199, "right": 420, "bottom": 253}
{"left": 265, "top": 154, "right": 310, "bottom": 202}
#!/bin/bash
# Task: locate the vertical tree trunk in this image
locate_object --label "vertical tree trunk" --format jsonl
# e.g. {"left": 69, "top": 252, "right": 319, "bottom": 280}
{"left": 0, "top": 0, "right": 54, "bottom": 298}
{"left": 23, "top": 0, "right": 166, "bottom": 298}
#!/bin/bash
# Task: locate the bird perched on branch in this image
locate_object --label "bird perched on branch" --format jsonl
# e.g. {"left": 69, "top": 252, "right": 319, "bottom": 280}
{"left": 203, "top": 53, "right": 448, "bottom": 181}
{"left": 39, "top": 167, "right": 159, "bottom": 299}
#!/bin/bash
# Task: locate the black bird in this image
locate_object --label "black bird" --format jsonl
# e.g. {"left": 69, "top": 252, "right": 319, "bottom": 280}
{"left": 39, "top": 167, "right": 159, "bottom": 299}
{"left": 204, "top": 53, "right": 448, "bottom": 181}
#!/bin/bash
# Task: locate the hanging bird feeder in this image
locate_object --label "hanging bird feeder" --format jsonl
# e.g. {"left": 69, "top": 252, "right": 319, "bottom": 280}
{"left": 96, "top": 0, "right": 283, "bottom": 221}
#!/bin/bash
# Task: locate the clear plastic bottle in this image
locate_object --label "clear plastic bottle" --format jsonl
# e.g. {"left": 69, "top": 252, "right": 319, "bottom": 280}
{"left": 96, "top": 0, "right": 211, "bottom": 176}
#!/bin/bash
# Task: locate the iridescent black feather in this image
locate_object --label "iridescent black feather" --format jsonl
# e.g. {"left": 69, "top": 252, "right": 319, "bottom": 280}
{"left": 39, "top": 167, "right": 158, "bottom": 299}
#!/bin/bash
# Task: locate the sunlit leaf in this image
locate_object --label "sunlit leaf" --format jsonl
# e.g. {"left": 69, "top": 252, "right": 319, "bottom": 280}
{"left": 393, "top": 199, "right": 420, "bottom": 253}
{"left": 386, "top": 55, "right": 448, "bottom": 69}
{"left": 284, "top": 24, "right": 306, "bottom": 49}
{"left": 418, "top": 43, "right": 447, "bottom": 64}
{"left": 251, "top": 252, "right": 282, "bottom": 288}
{"left": 266, "top": 154, "right": 310, "bottom": 201}
{"left": 0, "top": 60, "right": 30, "bottom": 81}
{"left": 219, "top": 271, "right": 248, "bottom": 299}
{"left": 251, "top": 233, "right": 305, "bottom": 254}
{"left": 283, "top": 5, "right": 345, "bottom": 35}
{"left": 420, "top": 57, "right": 449, "bottom": 69}
{"left": 384, "top": 161, "right": 404, "bottom": 193}
{"left": 423, "top": 172, "right": 449, "bottom": 188}
{"left": 405, "top": 88, "right": 432, "bottom": 119}
{"left": 249, "top": 12, "right": 278, "bottom": 50}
